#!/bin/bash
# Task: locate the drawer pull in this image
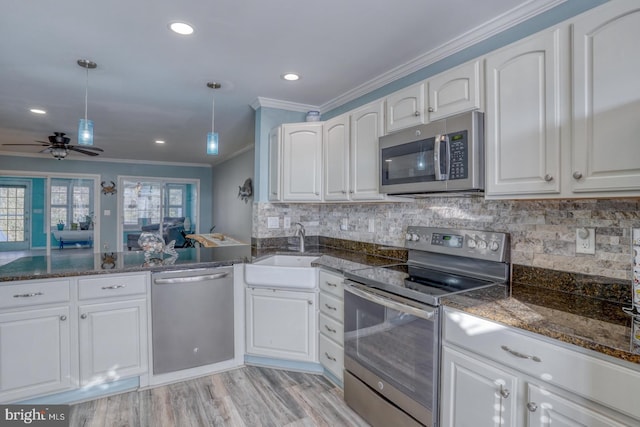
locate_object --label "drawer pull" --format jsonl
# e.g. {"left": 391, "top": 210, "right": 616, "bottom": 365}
{"left": 60, "top": 315, "right": 67, "bottom": 321}
{"left": 324, "top": 352, "right": 337, "bottom": 362}
{"left": 13, "top": 292, "right": 44, "bottom": 298}
{"left": 81, "top": 313, "right": 88, "bottom": 319}
{"left": 324, "top": 303, "right": 337, "bottom": 311}
{"left": 501, "top": 345, "right": 541, "bottom": 362}
{"left": 101, "top": 285, "right": 126, "bottom": 290}
{"left": 324, "top": 325, "right": 337, "bottom": 333}
{"left": 527, "top": 402, "right": 538, "bottom": 412}
{"left": 326, "top": 282, "right": 338, "bottom": 288}
{"left": 499, "top": 386, "right": 510, "bottom": 399}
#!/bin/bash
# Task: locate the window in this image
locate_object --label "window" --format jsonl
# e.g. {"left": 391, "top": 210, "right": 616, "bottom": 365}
{"left": 50, "top": 179, "right": 94, "bottom": 228}
{"left": 167, "top": 185, "right": 185, "bottom": 218}
{"left": 0, "top": 185, "right": 26, "bottom": 242}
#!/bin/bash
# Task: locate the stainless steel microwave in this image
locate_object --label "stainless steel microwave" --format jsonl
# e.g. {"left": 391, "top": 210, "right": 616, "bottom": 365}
{"left": 379, "top": 111, "right": 484, "bottom": 196}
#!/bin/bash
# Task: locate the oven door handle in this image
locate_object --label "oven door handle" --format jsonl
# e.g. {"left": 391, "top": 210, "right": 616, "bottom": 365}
{"left": 344, "top": 282, "right": 436, "bottom": 320}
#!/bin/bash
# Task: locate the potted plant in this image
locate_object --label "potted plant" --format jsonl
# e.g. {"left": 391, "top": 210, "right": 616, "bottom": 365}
{"left": 57, "top": 220, "right": 65, "bottom": 231}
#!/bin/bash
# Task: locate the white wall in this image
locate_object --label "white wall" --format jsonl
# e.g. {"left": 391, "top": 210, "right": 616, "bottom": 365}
{"left": 212, "top": 149, "right": 254, "bottom": 242}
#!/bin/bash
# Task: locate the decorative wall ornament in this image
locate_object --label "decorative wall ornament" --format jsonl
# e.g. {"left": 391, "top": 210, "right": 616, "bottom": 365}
{"left": 238, "top": 177, "right": 253, "bottom": 203}
{"left": 101, "top": 180, "right": 117, "bottom": 195}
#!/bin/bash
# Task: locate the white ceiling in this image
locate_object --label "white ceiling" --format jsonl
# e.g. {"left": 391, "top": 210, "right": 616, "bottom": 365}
{"left": 0, "top": 0, "right": 559, "bottom": 166}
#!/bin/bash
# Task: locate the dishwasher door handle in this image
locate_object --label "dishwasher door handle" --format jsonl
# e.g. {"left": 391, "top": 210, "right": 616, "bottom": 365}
{"left": 154, "top": 272, "right": 229, "bottom": 284}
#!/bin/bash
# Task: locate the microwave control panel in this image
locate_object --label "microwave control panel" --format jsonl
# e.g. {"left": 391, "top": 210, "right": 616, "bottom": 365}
{"left": 448, "top": 130, "right": 468, "bottom": 180}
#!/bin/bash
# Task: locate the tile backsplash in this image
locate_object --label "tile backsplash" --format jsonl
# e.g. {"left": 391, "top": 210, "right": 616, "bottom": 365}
{"left": 253, "top": 197, "right": 640, "bottom": 281}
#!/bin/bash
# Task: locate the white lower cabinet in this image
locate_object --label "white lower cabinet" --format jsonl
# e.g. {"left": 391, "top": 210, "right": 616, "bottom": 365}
{"left": 0, "top": 273, "right": 150, "bottom": 403}
{"left": 318, "top": 269, "right": 344, "bottom": 382}
{"left": 441, "top": 308, "right": 640, "bottom": 426}
{"left": 245, "top": 288, "right": 317, "bottom": 362}
{"left": 78, "top": 299, "right": 148, "bottom": 386}
{"left": 0, "top": 306, "right": 72, "bottom": 402}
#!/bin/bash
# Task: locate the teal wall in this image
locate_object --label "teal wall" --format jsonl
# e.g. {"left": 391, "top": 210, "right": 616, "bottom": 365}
{"left": 31, "top": 178, "right": 46, "bottom": 247}
{"left": 0, "top": 155, "right": 212, "bottom": 251}
{"left": 253, "top": 0, "right": 607, "bottom": 201}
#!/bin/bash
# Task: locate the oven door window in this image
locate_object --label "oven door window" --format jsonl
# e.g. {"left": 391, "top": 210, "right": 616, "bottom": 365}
{"left": 344, "top": 290, "right": 438, "bottom": 410}
{"left": 381, "top": 137, "right": 437, "bottom": 185}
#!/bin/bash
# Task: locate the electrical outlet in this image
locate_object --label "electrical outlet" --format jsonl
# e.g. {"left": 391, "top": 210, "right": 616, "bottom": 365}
{"left": 284, "top": 217, "right": 291, "bottom": 229}
{"left": 576, "top": 227, "right": 595, "bottom": 254}
{"left": 267, "top": 217, "right": 279, "bottom": 229}
{"left": 368, "top": 218, "right": 375, "bottom": 233}
{"left": 340, "top": 218, "right": 349, "bottom": 231}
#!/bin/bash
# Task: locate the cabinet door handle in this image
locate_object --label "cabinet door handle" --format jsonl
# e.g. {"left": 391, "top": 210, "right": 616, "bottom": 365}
{"left": 544, "top": 174, "right": 553, "bottom": 182}
{"left": 308, "top": 300, "right": 313, "bottom": 305}
{"left": 501, "top": 345, "right": 541, "bottom": 362}
{"left": 101, "top": 284, "right": 125, "bottom": 290}
{"left": 324, "top": 352, "right": 337, "bottom": 362}
{"left": 428, "top": 106, "right": 434, "bottom": 113}
{"left": 326, "top": 282, "right": 338, "bottom": 288}
{"left": 324, "top": 303, "right": 337, "bottom": 311}
{"left": 315, "top": 192, "right": 320, "bottom": 196}
{"left": 499, "top": 385, "right": 510, "bottom": 399}
{"left": 60, "top": 315, "right": 67, "bottom": 321}
{"left": 573, "top": 171, "right": 583, "bottom": 180}
{"left": 13, "top": 292, "right": 43, "bottom": 298}
{"left": 324, "top": 325, "right": 337, "bottom": 333}
{"left": 81, "top": 313, "right": 88, "bottom": 319}
{"left": 341, "top": 190, "right": 347, "bottom": 194}
{"left": 414, "top": 111, "right": 420, "bottom": 117}
{"left": 527, "top": 402, "right": 538, "bottom": 412}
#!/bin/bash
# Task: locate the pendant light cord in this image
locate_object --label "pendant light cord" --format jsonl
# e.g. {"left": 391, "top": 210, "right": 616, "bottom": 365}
{"left": 211, "top": 95, "right": 215, "bottom": 132}
{"left": 84, "top": 66, "right": 89, "bottom": 121}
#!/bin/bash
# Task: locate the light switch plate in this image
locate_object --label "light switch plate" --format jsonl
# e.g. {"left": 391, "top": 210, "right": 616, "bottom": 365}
{"left": 284, "top": 217, "right": 291, "bottom": 229}
{"left": 267, "top": 217, "right": 279, "bottom": 229}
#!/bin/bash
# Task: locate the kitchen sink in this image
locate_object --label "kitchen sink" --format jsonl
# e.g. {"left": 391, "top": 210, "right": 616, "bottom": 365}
{"left": 244, "top": 255, "right": 319, "bottom": 289}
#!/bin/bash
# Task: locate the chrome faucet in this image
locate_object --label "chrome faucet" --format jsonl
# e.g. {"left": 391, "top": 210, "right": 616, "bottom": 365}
{"left": 294, "top": 222, "right": 305, "bottom": 253}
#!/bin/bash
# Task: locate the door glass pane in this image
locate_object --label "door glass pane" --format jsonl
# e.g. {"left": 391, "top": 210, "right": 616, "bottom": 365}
{"left": 0, "top": 185, "right": 26, "bottom": 242}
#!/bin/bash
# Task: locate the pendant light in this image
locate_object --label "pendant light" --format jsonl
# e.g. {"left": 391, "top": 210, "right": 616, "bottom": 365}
{"left": 207, "top": 82, "right": 221, "bottom": 155}
{"left": 77, "top": 59, "right": 97, "bottom": 146}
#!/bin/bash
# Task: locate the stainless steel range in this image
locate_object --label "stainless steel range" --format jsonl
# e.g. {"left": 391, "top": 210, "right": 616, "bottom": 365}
{"left": 343, "top": 226, "right": 510, "bottom": 427}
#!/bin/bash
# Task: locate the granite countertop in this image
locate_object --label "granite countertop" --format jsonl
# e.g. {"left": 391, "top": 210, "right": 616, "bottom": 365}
{"left": 0, "top": 245, "right": 252, "bottom": 282}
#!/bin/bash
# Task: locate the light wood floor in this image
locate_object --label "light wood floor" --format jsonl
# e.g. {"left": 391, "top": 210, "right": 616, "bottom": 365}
{"left": 70, "top": 366, "right": 370, "bottom": 427}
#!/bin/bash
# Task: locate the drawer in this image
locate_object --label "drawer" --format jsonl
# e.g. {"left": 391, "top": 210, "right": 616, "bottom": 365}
{"left": 320, "top": 292, "right": 343, "bottom": 321}
{"left": 319, "top": 270, "right": 344, "bottom": 298}
{"left": 319, "top": 312, "right": 343, "bottom": 345}
{"left": 0, "top": 280, "right": 70, "bottom": 309}
{"left": 443, "top": 308, "right": 640, "bottom": 419}
{"left": 78, "top": 273, "right": 147, "bottom": 300}
{"left": 319, "top": 333, "right": 344, "bottom": 381}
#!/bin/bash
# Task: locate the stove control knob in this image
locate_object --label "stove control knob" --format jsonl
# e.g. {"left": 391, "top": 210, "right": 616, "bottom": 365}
{"left": 467, "top": 237, "right": 477, "bottom": 248}
{"left": 477, "top": 239, "right": 488, "bottom": 249}
{"left": 489, "top": 241, "right": 500, "bottom": 251}
{"left": 411, "top": 233, "right": 420, "bottom": 242}
{"left": 405, "top": 233, "right": 412, "bottom": 241}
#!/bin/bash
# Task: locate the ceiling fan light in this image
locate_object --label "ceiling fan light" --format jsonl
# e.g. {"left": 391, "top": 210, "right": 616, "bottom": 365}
{"left": 78, "top": 118, "right": 94, "bottom": 146}
{"left": 207, "top": 132, "right": 219, "bottom": 155}
{"left": 51, "top": 146, "right": 68, "bottom": 160}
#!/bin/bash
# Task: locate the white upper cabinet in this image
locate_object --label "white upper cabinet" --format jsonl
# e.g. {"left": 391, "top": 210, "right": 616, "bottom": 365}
{"left": 323, "top": 114, "right": 350, "bottom": 201}
{"left": 571, "top": 0, "right": 640, "bottom": 194}
{"left": 385, "top": 82, "right": 425, "bottom": 132}
{"left": 485, "top": 28, "right": 564, "bottom": 197}
{"left": 427, "top": 59, "right": 482, "bottom": 121}
{"left": 268, "top": 126, "right": 282, "bottom": 202}
{"left": 350, "top": 100, "right": 386, "bottom": 200}
{"left": 281, "top": 123, "right": 323, "bottom": 201}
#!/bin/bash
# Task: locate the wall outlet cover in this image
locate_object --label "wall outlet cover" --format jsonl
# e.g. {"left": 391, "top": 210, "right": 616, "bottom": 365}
{"left": 284, "top": 217, "right": 291, "bottom": 229}
{"left": 576, "top": 227, "right": 595, "bottom": 255}
{"left": 267, "top": 217, "right": 279, "bottom": 229}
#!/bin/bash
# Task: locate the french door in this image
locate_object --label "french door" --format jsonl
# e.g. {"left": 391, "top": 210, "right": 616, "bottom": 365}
{"left": 0, "top": 182, "right": 30, "bottom": 251}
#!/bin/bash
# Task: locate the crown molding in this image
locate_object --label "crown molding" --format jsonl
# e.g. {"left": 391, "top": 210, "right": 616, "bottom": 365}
{"left": 319, "top": 0, "right": 565, "bottom": 113}
{"left": 210, "top": 143, "right": 255, "bottom": 165}
{"left": 251, "top": 96, "right": 319, "bottom": 112}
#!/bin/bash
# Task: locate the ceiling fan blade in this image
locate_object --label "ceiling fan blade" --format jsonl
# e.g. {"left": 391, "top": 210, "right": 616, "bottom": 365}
{"left": 39, "top": 147, "right": 53, "bottom": 153}
{"left": 68, "top": 145, "right": 104, "bottom": 152}
{"left": 3, "top": 143, "right": 50, "bottom": 146}
{"left": 68, "top": 146, "right": 100, "bottom": 156}
{"left": 35, "top": 140, "right": 53, "bottom": 144}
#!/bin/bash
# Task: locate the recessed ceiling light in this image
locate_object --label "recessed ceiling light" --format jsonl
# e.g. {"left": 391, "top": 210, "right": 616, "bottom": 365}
{"left": 282, "top": 73, "right": 300, "bottom": 81}
{"left": 169, "top": 22, "right": 194, "bottom": 35}
{"left": 30, "top": 108, "right": 46, "bottom": 114}
{"left": 155, "top": 140, "right": 165, "bottom": 144}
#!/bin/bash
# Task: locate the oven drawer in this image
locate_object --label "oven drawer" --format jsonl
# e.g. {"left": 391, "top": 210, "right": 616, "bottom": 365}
{"left": 78, "top": 273, "right": 147, "bottom": 300}
{"left": 320, "top": 292, "right": 343, "bottom": 321}
{"left": 319, "top": 334, "right": 343, "bottom": 381}
{"left": 443, "top": 308, "right": 640, "bottom": 419}
{"left": 0, "top": 280, "right": 70, "bottom": 309}
{"left": 319, "top": 312, "right": 343, "bottom": 345}
{"left": 319, "top": 270, "right": 344, "bottom": 298}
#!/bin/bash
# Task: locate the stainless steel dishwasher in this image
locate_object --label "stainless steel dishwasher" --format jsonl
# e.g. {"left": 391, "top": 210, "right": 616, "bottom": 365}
{"left": 151, "top": 267, "right": 234, "bottom": 374}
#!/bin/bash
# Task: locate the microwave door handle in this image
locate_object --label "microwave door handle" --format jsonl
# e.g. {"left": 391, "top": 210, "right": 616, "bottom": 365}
{"left": 434, "top": 135, "right": 449, "bottom": 181}
{"left": 442, "top": 134, "right": 450, "bottom": 180}
{"left": 434, "top": 135, "right": 442, "bottom": 180}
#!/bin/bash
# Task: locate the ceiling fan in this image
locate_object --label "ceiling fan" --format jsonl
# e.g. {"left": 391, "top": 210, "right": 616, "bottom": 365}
{"left": 3, "top": 132, "right": 104, "bottom": 159}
